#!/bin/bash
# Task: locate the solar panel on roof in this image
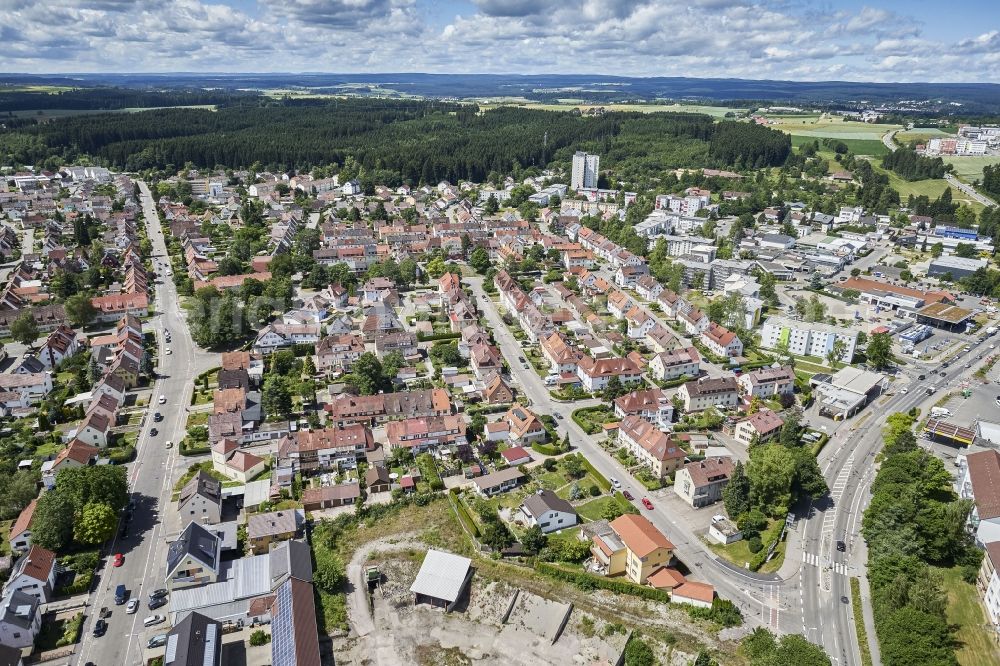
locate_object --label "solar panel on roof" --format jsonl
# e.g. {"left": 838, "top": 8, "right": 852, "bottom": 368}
{"left": 164, "top": 634, "right": 179, "bottom": 663}
{"left": 203, "top": 624, "right": 218, "bottom": 666}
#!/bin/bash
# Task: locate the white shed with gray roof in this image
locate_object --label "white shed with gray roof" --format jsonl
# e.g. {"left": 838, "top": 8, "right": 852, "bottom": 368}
{"left": 410, "top": 549, "right": 472, "bottom": 610}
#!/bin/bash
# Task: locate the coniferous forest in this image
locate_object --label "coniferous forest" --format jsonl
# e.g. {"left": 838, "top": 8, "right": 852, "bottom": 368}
{"left": 0, "top": 98, "right": 790, "bottom": 183}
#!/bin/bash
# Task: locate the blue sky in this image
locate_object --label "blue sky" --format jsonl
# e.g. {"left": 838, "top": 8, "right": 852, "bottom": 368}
{"left": 1, "top": 0, "right": 998, "bottom": 82}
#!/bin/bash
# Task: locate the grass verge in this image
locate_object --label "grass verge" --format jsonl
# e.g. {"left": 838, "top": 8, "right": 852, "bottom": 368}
{"left": 850, "top": 577, "right": 874, "bottom": 666}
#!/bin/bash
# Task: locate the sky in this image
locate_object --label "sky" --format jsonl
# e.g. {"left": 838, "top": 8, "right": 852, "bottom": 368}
{"left": 1, "top": 0, "right": 999, "bottom": 82}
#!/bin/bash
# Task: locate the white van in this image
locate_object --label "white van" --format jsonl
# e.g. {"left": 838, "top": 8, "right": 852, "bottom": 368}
{"left": 143, "top": 615, "right": 165, "bottom": 627}
{"left": 930, "top": 407, "right": 952, "bottom": 418}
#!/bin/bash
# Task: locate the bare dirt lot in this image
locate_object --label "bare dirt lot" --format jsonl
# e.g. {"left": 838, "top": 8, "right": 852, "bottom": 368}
{"left": 333, "top": 552, "right": 714, "bottom": 666}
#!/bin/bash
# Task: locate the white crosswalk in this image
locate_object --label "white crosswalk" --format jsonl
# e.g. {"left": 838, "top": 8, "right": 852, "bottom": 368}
{"left": 802, "top": 551, "right": 848, "bottom": 575}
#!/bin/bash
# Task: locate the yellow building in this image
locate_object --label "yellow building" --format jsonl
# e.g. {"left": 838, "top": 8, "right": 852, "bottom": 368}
{"left": 590, "top": 514, "right": 674, "bottom": 585}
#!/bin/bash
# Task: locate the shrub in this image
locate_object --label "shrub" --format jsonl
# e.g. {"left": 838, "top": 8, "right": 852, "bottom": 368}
{"left": 536, "top": 563, "right": 670, "bottom": 603}
{"left": 588, "top": 485, "right": 601, "bottom": 497}
{"left": 107, "top": 446, "right": 136, "bottom": 464}
{"left": 542, "top": 458, "right": 557, "bottom": 471}
{"left": 249, "top": 629, "right": 271, "bottom": 646}
{"left": 748, "top": 536, "right": 763, "bottom": 553}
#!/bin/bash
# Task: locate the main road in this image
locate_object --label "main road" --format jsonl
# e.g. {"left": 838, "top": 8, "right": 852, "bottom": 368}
{"left": 469, "top": 274, "right": 989, "bottom": 666}
{"left": 75, "top": 182, "right": 216, "bottom": 666}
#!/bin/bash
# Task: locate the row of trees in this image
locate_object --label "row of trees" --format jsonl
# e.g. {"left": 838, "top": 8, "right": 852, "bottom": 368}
{"left": 861, "top": 411, "right": 980, "bottom": 666}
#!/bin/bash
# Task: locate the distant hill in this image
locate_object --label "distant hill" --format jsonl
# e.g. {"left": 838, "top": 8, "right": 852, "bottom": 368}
{"left": 2, "top": 73, "right": 1000, "bottom": 112}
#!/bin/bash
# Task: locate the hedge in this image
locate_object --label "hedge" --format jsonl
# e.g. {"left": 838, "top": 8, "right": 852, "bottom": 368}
{"left": 107, "top": 446, "right": 136, "bottom": 464}
{"left": 448, "top": 490, "right": 480, "bottom": 537}
{"left": 574, "top": 453, "right": 611, "bottom": 492}
{"left": 531, "top": 442, "right": 562, "bottom": 456}
{"left": 851, "top": 577, "right": 875, "bottom": 666}
{"left": 536, "top": 562, "right": 671, "bottom": 603}
{"left": 417, "top": 332, "right": 462, "bottom": 342}
{"left": 810, "top": 433, "right": 830, "bottom": 457}
{"left": 180, "top": 439, "right": 211, "bottom": 457}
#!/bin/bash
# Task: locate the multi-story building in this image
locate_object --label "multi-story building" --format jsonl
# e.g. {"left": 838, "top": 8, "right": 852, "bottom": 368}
{"left": 759, "top": 316, "right": 858, "bottom": 362}
{"left": 590, "top": 514, "right": 673, "bottom": 585}
{"left": 701, "top": 323, "right": 743, "bottom": 358}
{"left": 674, "top": 457, "right": 734, "bottom": 508}
{"left": 648, "top": 347, "right": 701, "bottom": 382}
{"left": 677, "top": 377, "right": 739, "bottom": 412}
{"left": 617, "top": 415, "right": 687, "bottom": 479}
{"left": 571, "top": 152, "right": 600, "bottom": 190}
{"left": 738, "top": 366, "right": 795, "bottom": 399}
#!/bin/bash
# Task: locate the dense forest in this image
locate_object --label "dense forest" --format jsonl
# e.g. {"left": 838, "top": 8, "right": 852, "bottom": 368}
{"left": 0, "top": 99, "right": 791, "bottom": 183}
{"left": 881, "top": 149, "right": 949, "bottom": 181}
{"left": 0, "top": 87, "right": 256, "bottom": 113}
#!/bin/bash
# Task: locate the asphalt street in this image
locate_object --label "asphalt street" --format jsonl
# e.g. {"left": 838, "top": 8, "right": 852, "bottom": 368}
{"left": 470, "top": 273, "right": 996, "bottom": 666}
{"left": 75, "top": 182, "right": 215, "bottom": 666}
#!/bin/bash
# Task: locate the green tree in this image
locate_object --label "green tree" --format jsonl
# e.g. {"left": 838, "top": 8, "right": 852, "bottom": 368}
{"left": 262, "top": 375, "right": 293, "bottom": 419}
{"left": 723, "top": 460, "right": 751, "bottom": 518}
{"left": 65, "top": 294, "right": 97, "bottom": 327}
{"left": 470, "top": 246, "right": 491, "bottom": 274}
{"left": 348, "top": 352, "right": 388, "bottom": 395}
{"left": 954, "top": 243, "right": 978, "bottom": 259}
{"left": 0, "top": 471, "right": 40, "bottom": 520}
{"left": 866, "top": 331, "right": 893, "bottom": 370}
{"left": 483, "top": 193, "right": 499, "bottom": 215}
{"left": 747, "top": 444, "right": 796, "bottom": 517}
{"left": 826, "top": 338, "right": 847, "bottom": 367}
{"left": 521, "top": 525, "right": 547, "bottom": 554}
{"left": 481, "top": 520, "right": 514, "bottom": 551}
{"left": 779, "top": 411, "right": 801, "bottom": 448}
{"left": 31, "top": 491, "right": 75, "bottom": 552}
{"left": 314, "top": 555, "right": 346, "bottom": 593}
{"left": 563, "top": 456, "right": 585, "bottom": 479}
{"left": 426, "top": 257, "right": 447, "bottom": 279}
{"left": 10, "top": 311, "right": 38, "bottom": 345}
{"left": 74, "top": 502, "right": 117, "bottom": 545}
{"left": 56, "top": 465, "right": 128, "bottom": 512}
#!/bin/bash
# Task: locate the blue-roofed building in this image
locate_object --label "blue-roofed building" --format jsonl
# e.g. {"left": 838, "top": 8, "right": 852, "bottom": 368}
{"left": 934, "top": 225, "right": 980, "bottom": 241}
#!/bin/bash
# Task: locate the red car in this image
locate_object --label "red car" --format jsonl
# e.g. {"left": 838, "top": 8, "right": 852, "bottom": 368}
{"left": 112, "top": 553, "right": 124, "bottom": 567}
{"left": 641, "top": 498, "right": 654, "bottom": 510}
{"left": 622, "top": 490, "right": 634, "bottom": 501}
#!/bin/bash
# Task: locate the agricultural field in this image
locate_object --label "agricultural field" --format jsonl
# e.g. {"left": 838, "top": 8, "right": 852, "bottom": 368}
{"left": 764, "top": 113, "right": 902, "bottom": 141}
{"left": 790, "top": 134, "right": 888, "bottom": 157}
{"left": 894, "top": 128, "right": 952, "bottom": 146}
{"left": 943, "top": 155, "right": 1000, "bottom": 183}
{"left": 0, "top": 85, "right": 76, "bottom": 93}
{"left": 478, "top": 101, "right": 746, "bottom": 117}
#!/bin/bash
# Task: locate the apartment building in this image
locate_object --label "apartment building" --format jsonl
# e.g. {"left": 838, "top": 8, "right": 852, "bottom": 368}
{"left": 759, "top": 316, "right": 858, "bottom": 363}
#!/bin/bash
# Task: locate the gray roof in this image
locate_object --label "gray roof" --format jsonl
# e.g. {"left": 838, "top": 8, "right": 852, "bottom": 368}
{"left": 168, "top": 554, "right": 271, "bottom": 622}
{"left": 0, "top": 644, "right": 22, "bottom": 666}
{"left": 0, "top": 588, "right": 37, "bottom": 630}
{"left": 247, "top": 509, "right": 303, "bottom": 541}
{"left": 167, "top": 522, "right": 220, "bottom": 577}
{"left": 473, "top": 467, "right": 524, "bottom": 491}
{"left": 164, "top": 611, "right": 221, "bottom": 666}
{"left": 521, "top": 489, "right": 576, "bottom": 520}
{"left": 409, "top": 549, "right": 472, "bottom": 603}
{"left": 178, "top": 471, "right": 222, "bottom": 510}
{"left": 269, "top": 539, "right": 313, "bottom": 586}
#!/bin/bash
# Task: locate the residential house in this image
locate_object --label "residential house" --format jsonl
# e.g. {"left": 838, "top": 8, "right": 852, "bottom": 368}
{"left": 253, "top": 323, "right": 321, "bottom": 354}
{"left": 473, "top": 468, "right": 525, "bottom": 497}
{"left": 164, "top": 611, "right": 222, "bottom": 666}
{"left": 617, "top": 415, "right": 687, "bottom": 479}
{"left": 613, "top": 388, "right": 674, "bottom": 428}
{"left": 374, "top": 331, "right": 418, "bottom": 360}
{"left": 645, "top": 325, "right": 679, "bottom": 354}
{"left": 648, "top": 347, "right": 701, "bottom": 382}
{"left": 701, "top": 323, "right": 743, "bottom": 358}
{"left": 0, "top": 589, "right": 40, "bottom": 648}
{"left": 365, "top": 466, "right": 392, "bottom": 494}
{"left": 607, "top": 291, "right": 635, "bottom": 319}
{"left": 314, "top": 334, "right": 365, "bottom": 374}
{"left": 678, "top": 307, "right": 709, "bottom": 335}
{"left": 37, "top": 325, "right": 81, "bottom": 369}
{"left": 738, "top": 365, "right": 795, "bottom": 400}
{"left": 733, "top": 409, "right": 784, "bottom": 445}
{"left": 576, "top": 356, "right": 643, "bottom": 392}
{"left": 673, "top": 457, "right": 734, "bottom": 508}
{"left": 8, "top": 500, "right": 36, "bottom": 553}
{"left": 960, "top": 450, "right": 1000, "bottom": 545}
{"left": 90, "top": 293, "right": 148, "bottom": 323}
{"left": 247, "top": 510, "right": 304, "bottom": 554}
{"left": 74, "top": 410, "right": 111, "bottom": 447}
{"left": 4, "top": 546, "right": 56, "bottom": 603}
{"left": 177, "top": 471, "right": 223, "bottom": 528}
{"left": 166, "top": 522, "right": 222, "bottom": 591}
{"left": 386, "top": 414, "right": 466, "bottom": 453}
{"left": 624, "top": 307, "right": 656, "bottom": 339}
{"left": 481, "top": 374, "right": 514, "bottom": 405}
{"left": 540, "top": 332, "right": 583, "bottom": 375}
{"left": 590, "top": 514, "right": 673, "bottom": 585}
{"left": 41, "top": 439, "right": 99, "bottom": 489}
{"left": 518, "top": 490, "right": 578, "bottom": 534}
{"left": 213, "top": 447, "right": 267, "bottom": 484}
{"left": 677, "top": 377, "right": 739, "bottom": 412}
{"left": 277, "top": 424, "right": 375, "bottom": 473}
{"left": 504, "top": 403, "right": 547, "bottom": 445}
{"left": 469, "top": 343, "right": 503, "bottom": 380}
{"left": 500, "top": 446, "right": 532, "bottom": 466}
{"left": 0, "top": 372, "right": 53, "bottom": 406}
{"left": 325, "top": 388, "right": 451, "bottom": 427}
{"left": 634, "top": 276, "right": 663, "bottom": 301}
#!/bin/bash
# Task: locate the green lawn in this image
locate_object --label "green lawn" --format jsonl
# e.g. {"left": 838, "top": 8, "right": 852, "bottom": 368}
{"left": 186, "top": 411, "right": 209, "bottom": 427}
{"left": 35, "top": 440, "right": 62, "bottom": 459}
{"left": 872, "top": 164, "right": 984, "bottom": 212}
{"left": 790, "top": 134, "right": 888, "bottom": 157}
{"left": 0, "top": 520, "right": 11, "bottom": 556}
{"left": 173, "top": 461, "right": 228, "bottom": 493}
{"left": 707, "top": 520, "right": 786, "bottom": 574}
{"left": 944, "top": 155, "right": 1000, "bottom": 183}
{"left": 938, "top": 566, "right": 1000, "bottom": 666}
{"left": 554, "top": 473, "right": 603, "bottom": 500}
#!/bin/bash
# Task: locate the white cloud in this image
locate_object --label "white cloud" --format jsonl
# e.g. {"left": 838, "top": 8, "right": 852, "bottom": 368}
{"left": 0, "top": 0, "right": 996, "bottom": 82}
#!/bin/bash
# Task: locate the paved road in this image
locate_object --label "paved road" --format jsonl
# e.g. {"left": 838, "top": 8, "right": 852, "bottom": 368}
{"left": 468, "top": 277, "right": 783, "bottom": 625}
{"left": 75, "top": 182, "right": 216, "bottom": 666}
{"left": 884, "top": 129, "right": 996, "bottom": 206}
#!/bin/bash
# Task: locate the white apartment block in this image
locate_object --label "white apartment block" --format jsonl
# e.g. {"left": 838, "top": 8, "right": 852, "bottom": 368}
{"left": 571, "top": 152, "right": 600, "bottom": 190}
{"left": 759, "top": 317, "right": 857, "bottom": 363}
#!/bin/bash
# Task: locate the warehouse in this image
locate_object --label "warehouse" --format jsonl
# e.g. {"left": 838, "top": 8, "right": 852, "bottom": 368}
{"left": 927, "top": 256, "right": 988, "bottom": 280}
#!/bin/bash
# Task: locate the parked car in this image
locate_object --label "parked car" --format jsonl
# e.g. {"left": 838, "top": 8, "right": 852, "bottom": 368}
{"left": 143, "top": 615, "right": 165, "bottom": 627}
{"left": 147, "top": 634, "right": 168, "bottom": 649}
{"left": 642, "top": 498, "right": 654, "bottom": 510}
{"left": 165, "top": 441, "right": 173, "bottom": 449}
{"left": 610, "top": 478, "right": 622, "bottom": 489}
{"left": 126, "top": 599, "right": 139, "bottom": 615}
{"left": 148, "top": 596, "right": 167, "bottom": 610}
{"left": 150, "top": 589, "right": 168, "bottom": 600}
{"left": 622, "top": 490, "right": 634, "bottom": 501}
{"left": 149, "top": 428, "right": 158, "bottom": 437}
